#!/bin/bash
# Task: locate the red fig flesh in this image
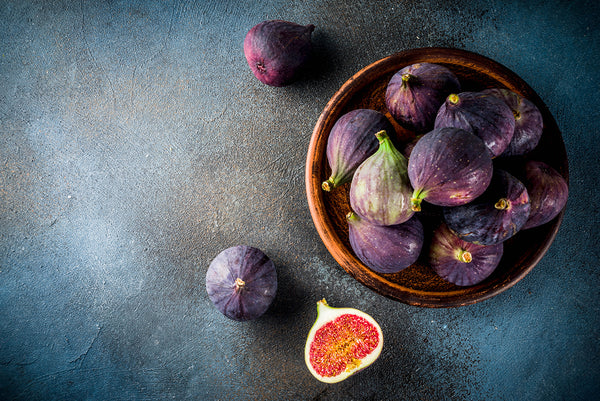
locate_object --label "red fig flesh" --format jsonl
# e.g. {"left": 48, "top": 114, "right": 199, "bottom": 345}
{"left": 244, "top": 20, "right": 314, "bottom": 87}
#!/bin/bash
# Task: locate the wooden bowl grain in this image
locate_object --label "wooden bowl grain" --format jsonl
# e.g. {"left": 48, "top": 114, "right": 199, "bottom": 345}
{"left": 305, "top": 48, "right": 568, "bottom": 307}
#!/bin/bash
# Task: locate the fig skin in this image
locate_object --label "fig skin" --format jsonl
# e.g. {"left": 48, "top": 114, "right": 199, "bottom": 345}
{"left": 349, "top": 130, "right": 414, "bottom": 226}
{"left": 206, "top": 246, "right": 277, "bottom": 321}
{"left": 443, "top": 169, "right": 531, "bottom": 245}
{"left": 520, "top": 160, "right": 569, "bottom": 229}
{"left": 322, "top": 109, "right": 396, "bottom": 192}
{"left": 434, "top": 91, "right": 516, "bottom": 157}
{"left": 482, "top": 88, "right": 544, "bottom": 156}
{"left": 429, "top": 223, "right": 504, "bottom": 286}
{"left": 385, "top": 63, "right": 461, "bottom": 133}
{"left": 244, "top": 20, "right": 315, "bottom": 87}
{"left": 347, "top": 212, "right": 424, "bottom": 274}
{"left": 408, "top": 127, "right": 493, "bottom": 211}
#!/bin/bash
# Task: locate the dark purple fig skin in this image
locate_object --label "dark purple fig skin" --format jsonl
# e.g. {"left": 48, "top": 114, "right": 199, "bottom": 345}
{"left": 521, "top": 160, "right": 568, "bottom": 229}
{"left": 434, "top": 91, "right": 515, "bottom": 157}
{"left": 322, "top": 109, "right": 396, "bottom": 192}
{"left": 385, "top": 63, "right": 461, "bottom": 133}
{"left": 429, "top": 223, "right": 503, "bottom": 286}
{"left": 443, "top": 169, "right": 531, "bottom": 245}
{"left": 206, "top": 246, "right": 277, "bottom": 321}
{"left": 350, "top": 130, "right": 414, "bottom": 226}
{"left": 400, "top": 134, "right": 423, "bottom": 159}
{"left": 408, "top": 127, "right": 493, "bottom": 211}
{"left": 244, "top": 20, "right": 314, "bottom": 87}
{"left": 347, "top": 212, "right": 424, "bottom": 274}
{"left": 482, "top": 88, "right": 543, "bottom": 156}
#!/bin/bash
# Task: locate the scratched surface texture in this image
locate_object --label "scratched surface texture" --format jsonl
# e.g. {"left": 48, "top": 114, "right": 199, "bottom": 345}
{"left": 1, "top": 0, "right": 599, "bottom": 400}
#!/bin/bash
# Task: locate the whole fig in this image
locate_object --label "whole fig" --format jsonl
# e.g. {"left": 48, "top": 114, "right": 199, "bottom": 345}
{"left": 520, "top": 160, "right": 568, "bottom": 229}
{"left": 350, "top": 130, "right": 414, "bottom": 226}
{"left": 408, "top": 127, "right": 493, "bottom": 211}
{"left": 443, "top": 169, "right": 530, "bottom": 245}
{"left": 244, "top": 20, "right": 315, "bottom": 87}
{"left": 206, "top": 246, "right": 277, "bottom": 321}
{"left": 429, "top": 223, "right": 504, "bottom": 286}
{"left": 482, "top": 88, "right": 543, "bottom": 156}
{"left": 347, "top": 212, "right": 424, "bottom": 274}
{"left": 386, "top": 63, "right": 461, "bottom": 133}
{"left": 322, "top": 109, "right": 396, "bottom": 192}
{"left": 434, "top": 91, "right": 515, "bottom": 157}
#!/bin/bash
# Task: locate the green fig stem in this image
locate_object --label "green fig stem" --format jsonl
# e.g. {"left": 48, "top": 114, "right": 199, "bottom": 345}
{"left": 346, "top": 212, "right": 359, "bottom": 222}
{"left": 458, "top": 250, "right": 473, "bottom": 263}
{"left": 322, "top": 178, "right": 335, "bottom": 192}
{"left": 401, "top": 73, "right": 415, "bottom": 87}
{"left": 495, "top": 198, "right": 510, "bottom": 210}
{"left": 411, "top": 189, "right": 426, "bottom": 212}
{"left": 447, "top": 93, "right": 460, "bottom": 105}
{"left": 513, "top": 109, "right": 521, "bottom": 121}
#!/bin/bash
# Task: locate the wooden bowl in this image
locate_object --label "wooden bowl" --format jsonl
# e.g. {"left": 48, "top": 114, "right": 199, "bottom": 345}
{"left": 305, "top": 48, "right": 569, "bottom": 307}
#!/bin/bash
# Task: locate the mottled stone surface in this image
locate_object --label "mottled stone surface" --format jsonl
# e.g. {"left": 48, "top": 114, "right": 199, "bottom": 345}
{"left": 1, "top": 0, "right": 599, "bottom": 399}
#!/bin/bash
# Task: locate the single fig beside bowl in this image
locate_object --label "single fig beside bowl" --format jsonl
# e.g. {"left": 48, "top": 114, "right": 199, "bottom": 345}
{"left": 347, "top": 212, "right": 424, "bottom": 274}
{"left": 385, "top": 63, "right": 461, "bottom": 133}
{"left": 305, "top": 299, "right": 383, "bottom": 383}
{"left": 429, "top": 223, "right": 504, "bottom": 286}
{"left": 322, "top": 109, "right": 396, "bottom": 192}
{"left": 408, "top": 127, "right": 493, "bottom": 211}
{"left": 206, "top": 246, "right": 277, "bottom": 321}
{"left": 443, "top": 169, "right": 531, "bottom": 245}
{"left": 482, "top": 88, "right": 544, "bottom": 156}
{"left": 521, "top": 160, "right": 569, "bottom": 229}
{"left": 244, "top": 20, "right": 315, "bottom": 87}
{"left": 350, "top": 130, "right": 414, "bottom": 226}
{"left": 434, "top": 91, "right": 515, "bottom": 157}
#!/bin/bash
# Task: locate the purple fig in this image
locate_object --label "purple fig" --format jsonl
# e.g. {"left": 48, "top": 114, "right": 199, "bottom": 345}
{"left": 443, "top": 169, "right": 530, "bottom": 245}
{"left": 408, "top": 127, "right": 493, "bottom": 211}
{"left": 206, "top": 246, "right": 277, "bottom": 321}
{"left": 322, "top": 109, "right": 396, "bottom": 192}
{"left": 244, "top": 20, "right": 315, "bottom": 87}
{"left": 482, "top": 88, "right": 544, "bottom": 156}
{"left": 386, "top": 63, "right": 461, "bottom": 133}
{"left": 521, "top": 160, "right": 568, "bottom": 229}
{"left": 350, "top": 130, "right": 414, "bottom": 226}
{"left": 434, "top": 91, "right": 515, "bottom": 157}
{"left": 429, "top": 223, "right": 503, "bottom": 286}
{"left": 347, "top": 212, "right": 424, "bottom": 274}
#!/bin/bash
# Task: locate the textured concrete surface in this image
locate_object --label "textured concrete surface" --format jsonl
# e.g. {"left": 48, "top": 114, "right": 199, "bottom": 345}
{"left": 1, "top": 0, "right": 599, "bottom": 400}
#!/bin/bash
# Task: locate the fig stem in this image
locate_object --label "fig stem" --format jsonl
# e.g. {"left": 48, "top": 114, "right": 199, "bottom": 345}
{"left": 459, "top": 250, "right": 473, "bottom": 263}
{"left": 322, "top": 178, "right": 335, "bottom": 192}
{"left": 234, "top": 278, "right": 245, "bottom": 292}
{"left": 495, "top": 198, "right": 510, "bottom": 210}
{"left": 447, "top": 93, "right": 460, "bottom": 105}
{"left": 401, "top": 73, "right": 415, "bottom": 87}
{"left": 411, "top": 190, "right": 425, "bottom": 212}
{"left": 346, "top": 212, "right": 359, "bottom": 222}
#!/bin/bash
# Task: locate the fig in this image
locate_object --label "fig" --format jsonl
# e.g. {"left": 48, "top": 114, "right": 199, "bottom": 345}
{"left": 322, "top": 109, "right": 396, "bottom": 192}
{"left": 305, "top": 299, "right": 383, "bottom": 383}
{"left": 434, "top": 91, "right": 515, "bottom": 157}
{"left": 386, "top": 63, "right": 461, "bottom": 133}
{"left": 443, "top": 169, "right": 530, "bottom": 245}
{"left": 347, "top": 212, "right": 424, "bottom": 274}
{"left": 244, "top": 20, "right": 315, "bottom": 87}
{"left": 520, "top": 160, "right": 569, "bottom": 229}
{"left": 408, "top": 127, "right": 493, "bottom": 211}
{"left": 429, "top": 223, "right": 504, "bottom": 286}
{"left": 482, "top": 88, "right": 544, "bottom": 156}
{"left": 205, "top": 246, "right": 277, "bottom": 321}
{"left": 349, "top": 130, "right": 414, "bottom": 226}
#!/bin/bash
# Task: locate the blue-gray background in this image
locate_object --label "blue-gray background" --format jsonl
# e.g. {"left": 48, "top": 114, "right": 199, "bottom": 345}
{"left": 1, "top": 1, "right": 598, "bottom": 400}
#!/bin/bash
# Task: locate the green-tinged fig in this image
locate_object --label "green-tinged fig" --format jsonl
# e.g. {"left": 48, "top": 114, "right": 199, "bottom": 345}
{"left": 482, "top": 88, "right": 544, "bottom": 156}
{"left": 322, "top": 109, "right": 396, "bottom": 192}
{"left": 385, "top": 63, "right": 461, "bottom": 133}
{"left": 349, "top": 130, "right": 414, "bottom": 225}
{"left": 429, "top": 223, "right": 504, "bottom": 286}
{"left": 443, "top": 169, "right": 531, "bottom": 245}
{"left": 347, "top": 212, "right": 424, "bottom": 274}
{"left": 305, "top": 299, "right": 383, "bottom": 383}
{"left": 408, "top": 127, "right": 493, "bottom": 211}
{"left": 434, "top": 91, "right": 515, "bottom": 157}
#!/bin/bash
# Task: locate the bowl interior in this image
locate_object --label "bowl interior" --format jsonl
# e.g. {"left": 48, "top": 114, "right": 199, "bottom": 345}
{"left": 305, "top": 48, "right": 568, "bottom": 307}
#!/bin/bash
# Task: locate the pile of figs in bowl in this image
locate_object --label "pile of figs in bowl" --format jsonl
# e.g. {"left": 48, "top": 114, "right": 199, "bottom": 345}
{"left": 305, "top": 48, "right": 569, "bottom": 307}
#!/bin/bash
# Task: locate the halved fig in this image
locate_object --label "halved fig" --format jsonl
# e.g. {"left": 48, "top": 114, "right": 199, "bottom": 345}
{"left": 305, "top": 299, "right": 383, "bottom": 383}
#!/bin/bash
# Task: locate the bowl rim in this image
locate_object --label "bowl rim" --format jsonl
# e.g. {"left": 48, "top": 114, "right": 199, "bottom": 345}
{"left": 305, "top": 47, "right": 568, "bottom": 308}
